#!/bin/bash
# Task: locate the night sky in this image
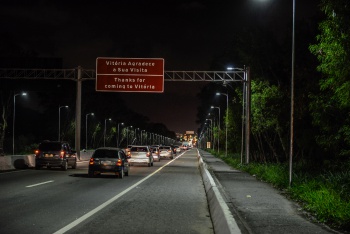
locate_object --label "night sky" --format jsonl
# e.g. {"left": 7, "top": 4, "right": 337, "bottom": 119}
{"left": 1, "top": 0, "right": 321, "bottom": 133}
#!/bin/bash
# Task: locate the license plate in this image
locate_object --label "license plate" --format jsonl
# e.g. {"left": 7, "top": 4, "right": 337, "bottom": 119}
{"left": 102, "top": 161, "right": 112, "bottom": 165}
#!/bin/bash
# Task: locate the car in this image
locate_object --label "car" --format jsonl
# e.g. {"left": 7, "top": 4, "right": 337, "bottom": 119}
{"left": 88, "top": 147, "right": 129, "bottom": 178}
{"left": 124, "top": 145, "right": 133, "bottom": 154}
{"left": 174, "top": 145, "right": 181, "bottom": 153}
{"left": 180, "top": 145, "right": 189, "bottom": 150}
{"left": 35, "top": 140, "right": 77, "bottom": 171}
{"left": 128, "top": 145, "right": 153, "bottom": 166}
{"left": 170, "top": 145, "right": 177, "bottom": 155}
{"left": 151, "top": 146, "right": 160, "bottom": 162}
{"left": 158, "top": 146, "right": 174, "bottom": 159}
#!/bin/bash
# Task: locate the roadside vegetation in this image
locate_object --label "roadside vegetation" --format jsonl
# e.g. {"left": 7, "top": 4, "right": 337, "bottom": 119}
{"left": 208, "top": 150, "right": 350, "bottom": 232}
{"left": 197, "top": 1, "right": 350, "bottom": 232}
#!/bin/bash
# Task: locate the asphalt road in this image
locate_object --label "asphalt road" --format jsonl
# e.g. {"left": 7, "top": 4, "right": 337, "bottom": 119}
{"left": 0, "top": 149, "right": 214, "bottom": 234}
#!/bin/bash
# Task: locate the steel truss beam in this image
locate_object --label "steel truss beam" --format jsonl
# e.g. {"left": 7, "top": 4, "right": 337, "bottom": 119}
{"left": 0, "top": 68, "right": 245, "bottom": 82}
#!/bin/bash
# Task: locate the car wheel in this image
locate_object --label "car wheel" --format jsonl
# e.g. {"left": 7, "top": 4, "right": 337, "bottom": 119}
{"left": 72, "top": 161, "right": 77, "bottom": 169}
{"left": 118, "top": 168, "right": 124, "bottom": 179}
{"left": 61, "top": 161, "right": 68, "bottom": 171}
{"left": 88, "top": 170, "right": 94, "bottom": 178}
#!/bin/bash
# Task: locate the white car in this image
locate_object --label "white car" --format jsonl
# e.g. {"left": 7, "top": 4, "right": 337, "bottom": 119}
{"left": 151, "top": 147, "right": 160, "bottom": 162}
{"left": 128, "top": 145, "right": 153, "bottom": 167}
{"left": 159, "top": 146, "right": 174, "bottom": 159}
{"left": 180, "top": 145, "right": 189, "bottom": 150}
{"left": 174, "top": 145, "right": 181, "bottom": 153}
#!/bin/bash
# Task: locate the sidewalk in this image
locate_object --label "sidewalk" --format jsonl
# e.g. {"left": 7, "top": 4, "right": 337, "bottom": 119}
{"left": 197, "top": 149, "right": 338, "bottom": 234}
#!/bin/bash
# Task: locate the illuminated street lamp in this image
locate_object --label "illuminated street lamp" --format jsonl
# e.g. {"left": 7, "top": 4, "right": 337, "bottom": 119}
{"left": 85, "top": 113, "right": 94, "bottom": 150}
{"left": 216, "top": 92, "right": 228, "bottom": 157}
{"left": 13, "top": 92, "right": 27, "bottom": 155}
{"left": 104, "top": 118, "right": 112, "bottom": 147}
{"left": 58, "top": 105, "right": 68, "bottom": 141}
{"left": 117, "top": 122, "right": 124, "bottom": 147}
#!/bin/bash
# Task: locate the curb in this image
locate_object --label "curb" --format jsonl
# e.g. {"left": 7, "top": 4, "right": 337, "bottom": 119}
{"left": 197, "top": 149, "right": 241, "bottom": 234}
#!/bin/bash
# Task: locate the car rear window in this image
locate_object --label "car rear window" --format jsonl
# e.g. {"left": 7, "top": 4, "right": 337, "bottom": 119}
{"left": 93, "top": 149, "right": 119, "bottom": 158}
{"left": 131, "top": 147, "right": 148, "bottom": 152}
{"left": 39, "top": 142, "right": 61, "bottom": 151}
{"left": 159, "top": 146, "right": 170, "bottom": 150}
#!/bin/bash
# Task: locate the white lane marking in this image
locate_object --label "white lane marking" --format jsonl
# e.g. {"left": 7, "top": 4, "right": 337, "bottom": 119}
{"left": 26, "top": 180, "right": 54, "bottom": 188}
{"left": 53, "top": 153, "right": 184, "bottom": 234}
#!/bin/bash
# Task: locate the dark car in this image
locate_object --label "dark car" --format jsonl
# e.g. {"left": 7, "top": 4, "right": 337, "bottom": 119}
{"left": 170, "top": 145, "right": 177, "bottom": 155}
{"left": 35, "top": 141, "right": 77, "bottom": 171}
{"left": 88, "top": 147, "right": 129, "bottom": 178}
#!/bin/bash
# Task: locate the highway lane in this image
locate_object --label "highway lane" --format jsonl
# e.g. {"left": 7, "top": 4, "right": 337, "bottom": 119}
{"left": 0, "top": 149, "right": 213, "bottom": 234}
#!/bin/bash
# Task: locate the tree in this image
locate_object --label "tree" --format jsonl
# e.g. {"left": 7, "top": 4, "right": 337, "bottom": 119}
{"left": 309, "top": 0, "right": 350, "bottom": 158}
{"left": 250, "top": 80, "right": 287, "bottom": 162}
{"left": 0, "top": 90, "right": 12, "bottom": 152}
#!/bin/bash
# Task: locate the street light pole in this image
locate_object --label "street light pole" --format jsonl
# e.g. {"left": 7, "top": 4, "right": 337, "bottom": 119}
{"left": 104, "top": 118, "right": 111, "bottom": 147}
{"left": 216, "top": 92, "right": 228, "bottom": 157}
{"left": 85, "top": 113, "right": 94, "bottom": 150}
{"left": 206, "top": 119, "right": 213, "bottom": 148}
{"left": 134, "top": 128, "right": 139, "bottom": 144}
{"left": 289, "top": 0, "right": 296, "bottom": 187}
{"left": 117, "top": 122, "right": 124, "bottom": 147}
{"left": 211, "top": 106, "right": 221, "bottom": 154}
{"left": 141, "top": 130, "right": 145, "bottom": 145}
{"left": 127, "top": 126, "right": 132, "bottom": 146}
{"left": 58, "top": 105, "right": 68, "bottom": 141}
{"left": 13, "top": 92, "right": 27, "bottom": 155}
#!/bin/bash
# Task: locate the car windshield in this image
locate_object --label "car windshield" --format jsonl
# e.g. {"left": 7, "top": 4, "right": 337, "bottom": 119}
{"left": 93, "top": 149, "right": 118, "bottom": 158}
{"left": 131, "top": 147, "right": 148, "bottom": 152}
{"left": 39, "top": 142, "right": 61, "bottom": 151}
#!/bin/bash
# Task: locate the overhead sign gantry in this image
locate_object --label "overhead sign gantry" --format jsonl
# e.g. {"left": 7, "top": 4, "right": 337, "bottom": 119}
{"left": 0, "top": 62, "right": 250, "bottom": 163}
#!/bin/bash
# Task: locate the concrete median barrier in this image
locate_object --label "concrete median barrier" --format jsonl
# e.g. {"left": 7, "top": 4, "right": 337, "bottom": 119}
{"left": 197, "top": 150, "right": 241, "bottom": 234}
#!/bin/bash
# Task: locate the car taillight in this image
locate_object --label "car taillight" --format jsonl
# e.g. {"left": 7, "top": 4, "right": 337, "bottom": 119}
{"left": 60, "top": 150, "right": 65, "bottom": 158}
{"left": 116, "top": 159, "right": 122, "bottom": 166}
{"left": 89, "top": 158, "right": 94, "bottom": 165}
{"left": 34, "top": 150, "right": 40, "bottom": 158}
